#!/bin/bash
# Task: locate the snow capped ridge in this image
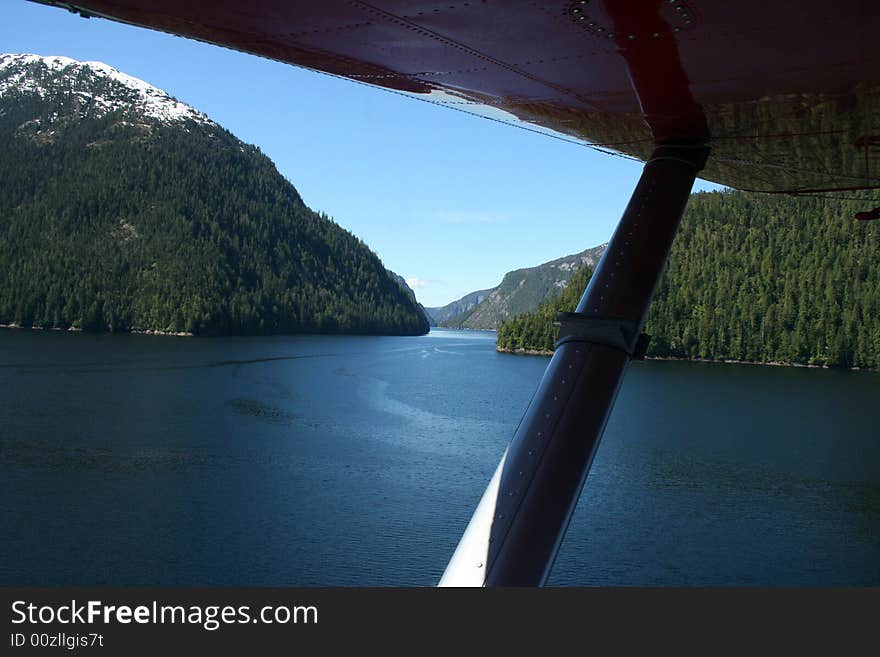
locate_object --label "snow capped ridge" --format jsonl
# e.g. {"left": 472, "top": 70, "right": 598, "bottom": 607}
{"left": 1, "top": 54, "right": 79, "bottom": 70}
{"left": 0, "top": 53, "right": 213, "bottom": 125}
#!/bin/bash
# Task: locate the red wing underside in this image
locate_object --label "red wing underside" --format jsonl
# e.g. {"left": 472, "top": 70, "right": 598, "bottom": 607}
{"left": 33, "top": 0, "right": 880, "bottom": 193}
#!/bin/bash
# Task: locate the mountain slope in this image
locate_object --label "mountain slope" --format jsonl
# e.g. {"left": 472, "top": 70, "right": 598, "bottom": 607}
{"left": 425, "top": 288, "right": 493, "bottom": 326}
{"left": 496, "top": 264, "right": 594, "bottom": 353}
{"left": 497, "top": 190, "right": 880, "bottom": 369}
{"left": 437, "top": 244, "right": 606, "bottom": 330}
{"left": 645, "top": 190, "right": 880, "bottom": 367}
{"left": 0, "top": 54, "right": 429, "bottom": 336}
{"left": 389, "top": 271, "right": 431, "bottom": 323}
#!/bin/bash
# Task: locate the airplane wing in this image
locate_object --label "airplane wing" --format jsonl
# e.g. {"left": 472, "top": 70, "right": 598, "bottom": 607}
{"left": 32, "top": 0, "right": 880, "bottom": 194}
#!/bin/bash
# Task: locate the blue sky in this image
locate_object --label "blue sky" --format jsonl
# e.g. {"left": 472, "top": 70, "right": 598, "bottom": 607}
{"left": 4, "top": 1, "right": 722, "bottom": 307}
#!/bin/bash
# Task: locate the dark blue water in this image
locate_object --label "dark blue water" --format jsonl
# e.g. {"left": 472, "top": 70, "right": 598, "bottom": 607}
{"left": 1, "top": 329, "right": 877, "bottom": 585}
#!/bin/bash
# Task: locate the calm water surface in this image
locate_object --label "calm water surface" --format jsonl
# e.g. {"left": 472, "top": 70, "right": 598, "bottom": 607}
{"left": 1, "top": 329, "right": 877, "bottom": 585}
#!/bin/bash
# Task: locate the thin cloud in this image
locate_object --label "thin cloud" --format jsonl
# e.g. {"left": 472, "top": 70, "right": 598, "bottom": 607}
{"left": 406, "top": 277, "right": 432, "bottom": 289}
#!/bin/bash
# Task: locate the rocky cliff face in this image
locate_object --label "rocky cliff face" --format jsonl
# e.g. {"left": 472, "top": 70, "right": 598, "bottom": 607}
{"left": 435, "top": 243, "right": 607, "bottom": 330}
{"left": 425, "top": 288, "right": 494, "bottom": 326}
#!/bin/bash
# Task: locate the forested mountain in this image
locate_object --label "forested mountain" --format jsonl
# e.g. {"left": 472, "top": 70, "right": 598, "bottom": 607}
{"left": 497, "top": 190, "right": 880, "bottom": 369}
{"left": 0, "top": 54, "right": 429, "bottom": 336}
{"left": 435, "top": 244, "right": 607, "bottom": 329}
{"left": 496, "top": 264, "right": 593, "bottom": 353}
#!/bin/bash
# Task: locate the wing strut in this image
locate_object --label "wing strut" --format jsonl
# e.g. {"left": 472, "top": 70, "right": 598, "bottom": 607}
{"left": 440, "top": 143, "right": 710, "bottom": 586}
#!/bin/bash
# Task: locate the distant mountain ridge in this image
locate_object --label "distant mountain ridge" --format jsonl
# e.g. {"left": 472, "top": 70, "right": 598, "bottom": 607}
{"left": 429, "top": 243, "right": 607, "bottom": 330}
{"left": 425, "top": 288, "right": 494, "bottom": 326}
{"left": 0, "top": 53, "right": 429, "bottom": 336}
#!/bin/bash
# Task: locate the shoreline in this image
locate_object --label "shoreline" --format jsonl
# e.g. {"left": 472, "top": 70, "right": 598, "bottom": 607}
{"left": 496, "top": 346, "right": 878, "bottom": 372}
{"left": 433, "top": 326, "right": 495, "bottom": 332}
{"left": 130, "top": 328, "right": 194, "bottom": 337}
{"left": 1, "top": 323, "right": 82, "bottom": 333}
{"left": 0, "top": 324, "right": 428, "bottom": 339}
{"left": 0, "top": 323, "right": 194, "bottom": 337}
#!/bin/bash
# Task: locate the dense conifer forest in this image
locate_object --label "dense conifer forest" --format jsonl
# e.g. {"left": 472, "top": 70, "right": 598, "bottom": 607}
{"left": 0, "top": 58, "right": 428, "bottom": 336}
{"left": 497, "top": 190, "right": 880, "bottom": 369}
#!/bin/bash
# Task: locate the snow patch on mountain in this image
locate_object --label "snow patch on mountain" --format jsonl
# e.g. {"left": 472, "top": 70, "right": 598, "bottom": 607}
{"left": 0, "top": 53, "right": 212, "bottom": 125}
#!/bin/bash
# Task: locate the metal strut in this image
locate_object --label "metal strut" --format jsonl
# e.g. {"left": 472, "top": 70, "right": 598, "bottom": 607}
{"left": 439, "top": 144, "right": 710, "bottom": 586}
